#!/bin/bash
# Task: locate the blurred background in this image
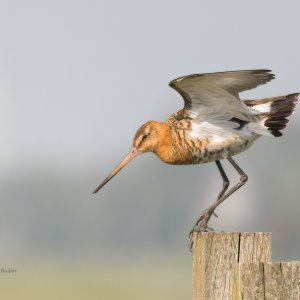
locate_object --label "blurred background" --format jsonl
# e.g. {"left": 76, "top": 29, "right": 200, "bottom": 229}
{"left": 0, "top": 0, "right": 300, "bottom": 299}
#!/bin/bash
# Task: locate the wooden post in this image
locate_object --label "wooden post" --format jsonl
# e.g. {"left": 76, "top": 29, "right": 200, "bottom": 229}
{"left": 232, "top": 262, "right": 300, "bottom": 299}
{"left": 193, "top": 232, "right": 300, "bottom": 299}
{"left": 193, "top": 232, "right": 272, "bottom": 299}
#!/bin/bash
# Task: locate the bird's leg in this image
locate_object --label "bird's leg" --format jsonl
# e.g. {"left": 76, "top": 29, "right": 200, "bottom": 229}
{"left": 188, "top": 160, "right": 230, "bottom": 249}
{"left": 189, "top": 157, "right": 248, "bottom": 251}
{"left": 215, "top": 160, "right": 230, "bottom": 202}
{"left": 213, "top": 156, "right": 248, "bottom": 208}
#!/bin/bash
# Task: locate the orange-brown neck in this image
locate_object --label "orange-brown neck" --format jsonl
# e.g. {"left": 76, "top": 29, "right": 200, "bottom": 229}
{"left": 152, "top": 122, "right": 174, "bottom": 163}
{"left": 150, "top": 122, "right": 192, "bottom": 164}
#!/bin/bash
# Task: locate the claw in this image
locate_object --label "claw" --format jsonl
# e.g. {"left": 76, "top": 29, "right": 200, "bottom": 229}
{"left": 212, "top": 211, "right": 218, "bottom": 218}
{"left": 188, "top": 231, "right": 195, "bottom": 252}
{"left": 189, "top": 238, "right": 193, "bottom": 252}
{"left": 188, "top": 209, "right": 217, "bottom": 251}
{"left": 188, "top": 224, "right": 214, "bottom": 252}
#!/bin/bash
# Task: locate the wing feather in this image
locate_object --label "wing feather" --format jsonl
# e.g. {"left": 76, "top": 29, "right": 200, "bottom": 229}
{"left": 169, "top": 69, "right": 275, "bottom": 137}
{"left": 169, "top": 69, "right": 274, "bottom": 108}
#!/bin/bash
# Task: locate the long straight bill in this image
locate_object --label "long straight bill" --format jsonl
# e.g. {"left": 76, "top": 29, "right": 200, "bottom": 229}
{"left": 93, "top": 147, "right": 140, "bottom": 194}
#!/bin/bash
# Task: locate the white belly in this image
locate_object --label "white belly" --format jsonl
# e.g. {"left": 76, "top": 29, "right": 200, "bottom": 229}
{"left": 192, "top": 133, "right": 260, "bottom": 164}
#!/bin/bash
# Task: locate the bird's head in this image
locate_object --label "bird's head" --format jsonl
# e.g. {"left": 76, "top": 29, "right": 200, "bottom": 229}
{"left": 133, "top": 121, "right": 162, "bottom": 153}
{"left": 93, "top": 121, "right": 166, "bottom": 193}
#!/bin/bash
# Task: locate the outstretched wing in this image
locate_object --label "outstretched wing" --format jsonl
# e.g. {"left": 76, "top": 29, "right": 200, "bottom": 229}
{"left": 169, "top": 69, "right": 275, "bottom": 137}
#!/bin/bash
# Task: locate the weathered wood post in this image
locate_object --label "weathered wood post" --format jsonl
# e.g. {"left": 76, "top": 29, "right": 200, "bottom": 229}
{"left": 232, "top": 261, "right": 300, "bottom": 299}
{"left": 192, "top": 232, "right": 300, "bottom": 299}
{"left": 193, "top": 232, "right": 272, "bottom": 299}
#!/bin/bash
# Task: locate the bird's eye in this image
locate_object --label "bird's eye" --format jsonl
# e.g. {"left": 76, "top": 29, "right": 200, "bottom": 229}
{"left": 142, "top": 133, "right": 148, "bottom": 141}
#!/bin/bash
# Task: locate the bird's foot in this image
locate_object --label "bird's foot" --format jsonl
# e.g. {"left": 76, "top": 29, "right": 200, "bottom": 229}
{"left": 188, "top": 209, "right": 215, "bottom": 252}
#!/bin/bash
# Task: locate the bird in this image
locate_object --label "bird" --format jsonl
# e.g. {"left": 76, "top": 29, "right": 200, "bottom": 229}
{"left": 93, "top": 69, "right": 298, "bottom": 250}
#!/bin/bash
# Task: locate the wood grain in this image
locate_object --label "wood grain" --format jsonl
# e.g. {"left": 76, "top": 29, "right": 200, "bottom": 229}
{"left": 192, "top": 232, "right": 272, "bottom": 300}
{"left": 232, "top": 261, "right": 300, "bottom": 299}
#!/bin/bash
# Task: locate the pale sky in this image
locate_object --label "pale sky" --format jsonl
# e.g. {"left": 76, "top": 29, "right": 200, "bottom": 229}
{"left": 0, "top": 0, "right": 299, "bottom": 169}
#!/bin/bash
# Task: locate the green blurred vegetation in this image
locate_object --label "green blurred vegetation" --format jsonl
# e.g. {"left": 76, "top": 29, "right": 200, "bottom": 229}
{"left": 0, "top": 257, "right": 191, "bottom": 300}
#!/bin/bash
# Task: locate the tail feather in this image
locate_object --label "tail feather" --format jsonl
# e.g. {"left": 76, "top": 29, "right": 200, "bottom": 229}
{"left": 245, "top": 93, "right": 298, "bottom": 137}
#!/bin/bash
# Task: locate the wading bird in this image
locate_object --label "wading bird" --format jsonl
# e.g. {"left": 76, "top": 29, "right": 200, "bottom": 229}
{"left": 93, "top": 69, "right": 298, "bottom": 250}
